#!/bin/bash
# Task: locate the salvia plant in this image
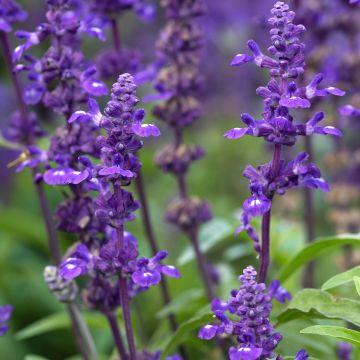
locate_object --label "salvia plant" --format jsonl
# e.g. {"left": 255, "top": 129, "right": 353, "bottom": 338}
{"left": 2, "top": 1, "right": 360, "bottom": 360}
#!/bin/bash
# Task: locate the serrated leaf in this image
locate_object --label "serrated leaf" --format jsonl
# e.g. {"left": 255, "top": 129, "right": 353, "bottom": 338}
{"left": 177, "top": 218, "right": 233, "bottom": 265}
{"left": 276, "top": 289, "right": 360, "bottom": 327}
{"left": 157, "top": 289, "right": 204, "bottom": 319}
{"left": 160, "top": 312, "right": 213, "bottom": 360}
{"left": 321, "top": 266, "right": 360, "bottom": 291}
{"left": 300, "top": 325, "right": 360, "bottom": 346}
{"left": 354, "top": 276, "right": 360, "bottom": 297}
{"left": 277, "top": 234, "right": 360, "bottom": 283}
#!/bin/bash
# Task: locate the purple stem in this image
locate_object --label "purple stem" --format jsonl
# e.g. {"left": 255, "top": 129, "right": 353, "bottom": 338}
{"left": 0, "top": 31, "right": 97, "bottom": 360}
{"left": 173, "top": 129, "right": 214, "bottom": 300}
{"left": 302, "top": 136, "right": 315, "bottom": 288}
{"left": 105, "top": 311, "right": 129, "bottom": 360}
{"left": 117, "top": 227, "right": 137, "bottom": 360}
{"left": 259, "top": 143, "right": 282, "bottom": 283}
{"left": 111, "top": 18, "right": 121, "bottom": 52}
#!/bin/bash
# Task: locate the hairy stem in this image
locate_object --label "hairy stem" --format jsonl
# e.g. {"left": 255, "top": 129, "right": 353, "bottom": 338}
{"left": 259, "top": 143, "right": 282, "bottom": 283}
{"left": 105, "top": 311, "right": 129, "bottom": 360}
{"left": 302, "top": 136, "right": 316, "bottom": 288}
{"left": 1, "top": 31, "right": 97, "bottom": 360}
{"left": 117, "top": 227, "right": 137, "bottom": 360}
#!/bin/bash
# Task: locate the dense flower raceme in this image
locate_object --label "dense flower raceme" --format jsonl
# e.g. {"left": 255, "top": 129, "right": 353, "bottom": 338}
{"left": 13, "top": 0, "right": 107, "bottom": 116}
{"left": 0, "top": 305, "right": 13, "bottom": 337}
{"left": 151, "top": 0, "right": 212, "bottom": 232}
{"left": 0, "top": 0, "right": 27, "bottom": 32}
{"left": 52, "top": 74, "right": 180, "bottom": 312}
{"left": 198, "top": 266, "right": 298, "bottom": 360}
{"left": 225, "top": 1, "right": 344, "bottom": 248}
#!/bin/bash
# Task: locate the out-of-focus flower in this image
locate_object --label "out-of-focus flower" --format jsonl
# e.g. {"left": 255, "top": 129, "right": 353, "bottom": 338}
{"left": 0, "top": 0, "right": 27, "bottom": 32}
{"left": 0, "top": 305, "right": 13, "bottom": 336}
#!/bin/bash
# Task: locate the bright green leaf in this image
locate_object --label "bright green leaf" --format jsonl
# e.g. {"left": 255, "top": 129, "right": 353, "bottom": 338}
{"left": 160, "top": 312, "right": 213, "bottom": 360}
{"left": 300, "top": 325, "right": 360, "bottom": 346}
{"left": 321, "top": 266, "right": 360, "bottom": 291}
{"left": 178, "top": 218, "right": 233, "bottom": 265}
{"left": 276, "top": 289, "right": 360, "bottom": 327}
{"left": 277, "top": 234, "right": 360, "bottom": 282}
{"left": 354, "top": 276, "right": 360, "bottom": 297}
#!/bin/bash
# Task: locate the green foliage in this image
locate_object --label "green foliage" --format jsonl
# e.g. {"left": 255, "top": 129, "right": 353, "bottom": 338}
{"left": 300, "top": 325, "right": 360, "bottom": 347}
{"left": 159, "top": 312, "right": 213, "bottom": 360}
{"left": 177, "top": 218, "right": 234, "bottom": 265}
{"left": 278, "top": 234, "right": 360, "bottom": 283}
{"left": 354, "top": 276, "right": 360, "bottom": 297}
{"left": 276, "top": 289, "right": 360, "bottom": 327}
{"left": 322, "top": 266, "right": 360, "bottom": 291}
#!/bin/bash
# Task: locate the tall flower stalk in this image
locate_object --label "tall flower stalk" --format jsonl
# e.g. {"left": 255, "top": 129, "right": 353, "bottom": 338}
{"left": 226, "top": 1, "right": 344, "bottom": 283}
{"left": 153, "top": 0, "right": 215, "bottom": 300}
{"left": 58, "top": 73, "right": 181, "bottom": 359}
{"left": 1, "top": 1, "right": 97, "bottom": 358}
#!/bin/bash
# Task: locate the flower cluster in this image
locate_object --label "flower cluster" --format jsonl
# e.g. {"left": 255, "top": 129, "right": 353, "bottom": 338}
{"left": 14, "top": 0, "right": 107, "bottom": 115}
{"left": 0, "top": 305, "right": 13, "bottom": 337}
{"left": 198, "top": 266, "right": 294, "bottom": 360}
{"left": 226, "top": 1, "right": 344, "bottom": 248}
{"left": 55, "top": 74, "right": 179, "bottom": 313}
{"left": 153, "top": 0, "right": 211, "bottom": 232}
{"left": 0, "top": 0, "right": 26, "bottom": 33}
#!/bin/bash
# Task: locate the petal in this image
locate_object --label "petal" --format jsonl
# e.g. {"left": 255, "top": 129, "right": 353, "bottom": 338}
{"left": 318, "top": 126, "right": 342, "bottom": 137}
{"left": 132, "top": 270, "right": 161, "bottom": 287}
{"left": 98, "top": 166, "right": 134, "bottom": 178}
{"left": 23, "top": 83, "right": 44, "bottom": 105}
{"left": 325, "top": 87, "right": 345, "bottom": 97}
{"left": 82, "top": 79, "right": 108, "bottom": 97}
{"left": 143, "top": 92, "right": 173, "bottom": 103}
{"left": 132, "top": 123, "right": 160, "bottom": 137}
{"left": 338, "top": 105, "right": 358, "bottom": 116}
{"left": 0, "top": 19, "right": 11, "bottom": 32}
{"left": 229, "top": 346, "right": 262, "bottom": 360}
{"left": 198, "top": 324, "right": 218, "bottom": 340}
{"left": 280, "top": 97, "right": 311, "bottom": 108}
{"left": 43, "top": 168, "right": 89, "bottom": 186}
{"left": 161, "top": 265, "right": 181, "bottom": 278}
{"left": 68, "top": 110, "right": 92, "bottom": 124}
{"left": 0, "top": 305, "right": 13, "bottom": 323}
{"left": 243, "top": 195, "right": 272, "bottom": 217}
{"left": 224, "top": 127, "right": 248, "bottom": 139}
{"left": 230, "top": 53, "right": 254, "bottom": 66}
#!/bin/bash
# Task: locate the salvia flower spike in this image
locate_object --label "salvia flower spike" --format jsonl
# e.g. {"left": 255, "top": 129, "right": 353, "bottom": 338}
{"left": 226, "top": 1, "right": 344, "bottom": 282}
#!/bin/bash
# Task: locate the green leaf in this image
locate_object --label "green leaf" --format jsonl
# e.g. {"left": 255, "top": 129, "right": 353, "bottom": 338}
{"left": 160, "top": 312, "right": 213, "bottom": 360}
{"left": 25, "top": 356, "right": 50, "bottom": 360}
{"left": 276, "top": 289, "right": 360, "bottom": 327}
{"left": 178, "top": 218, "right": 233, "bottom": 265}
{"left": 223, "top": 243, "right": 253, "bottom": 261}
{"left": 300, "top": 325, "right": 360, "bottom": 346}
{"left": 354, "top": 276, "right": 360, "bottom": 297}
{"left": 16, "top": 312, "right": 69, "bottom": 341}
{"left": 16, "top": 311, "right": 109, "bottom": 340}
{"left": 157, "top": 289, "right": 204, "bottom": 319}
{"left": 277, "top": 234, "right": 360, "bottom": 282}
{"left": 321, "top": 266, "right": 360, "bottom": 291}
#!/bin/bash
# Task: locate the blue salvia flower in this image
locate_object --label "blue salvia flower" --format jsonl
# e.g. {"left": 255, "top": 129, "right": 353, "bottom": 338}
{"left": 0, "top": 305, "right": 13, "bottom": 337}
{"left": 225, "top": 2, "right": 344, "bottom": 271}
{"left": 337, "top": 342, "right": 352, "bottom": 360}
{"left": 0, "top": 0, "right": 27, "bottom": 32}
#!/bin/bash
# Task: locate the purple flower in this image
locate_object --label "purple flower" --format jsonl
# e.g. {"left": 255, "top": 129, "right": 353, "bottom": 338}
{"left": 339, "top": 105, "right": 360, "bottom": 118}
{"left": 132, "top": 250, "right": 181, "bottom": 287}
{"left": 199, "top": 266, "right": 282, "bottom": 359}
{"left": 0, "top": 0, "right": 27, "bottom": 32}
{"left": 268, "top": 280, "right": 292, "bottom": 303}
{"left": 0, "top": 305, "right": 13, "bottom": 336}
{"left": 337, "top": 342, "right": 352, "bottom": 360}
{"left": 43, "top": 167, "right": 89, "bottom": 186}
{"left": 294, "top": 349, "right": 309, "bottom": 360}
{"left": 60, "top": 243, "right": 93, "bottom": 280}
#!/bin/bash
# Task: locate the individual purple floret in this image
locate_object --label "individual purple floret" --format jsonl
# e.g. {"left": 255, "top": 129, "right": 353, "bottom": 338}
{"left": 0, "top": 0, "right": 27, "bottom": 33}
{"left": 0, "top": 305, "right": 13, "bottom": 336}
{"left": 337, "top": 342, "right": 352, "bottom": 360}
{"left": 199, "top": 266, "right": 283, "bottom": 360}
{"left": 226, "top": 1, "right": 344, "bottom": 282}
